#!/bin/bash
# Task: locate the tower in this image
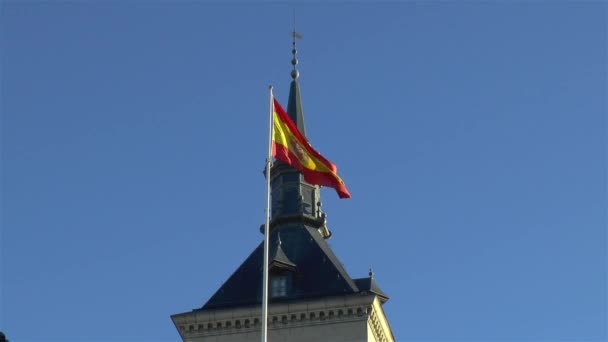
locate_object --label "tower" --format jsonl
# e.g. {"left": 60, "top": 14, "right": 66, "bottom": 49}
{"left": 171, "top": 36, "right": 395, "bottom": 342}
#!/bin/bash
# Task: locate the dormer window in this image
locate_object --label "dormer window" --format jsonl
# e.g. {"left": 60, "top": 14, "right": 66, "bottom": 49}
{"left": 271, "top": 276, "right": 288, "bottom": 297}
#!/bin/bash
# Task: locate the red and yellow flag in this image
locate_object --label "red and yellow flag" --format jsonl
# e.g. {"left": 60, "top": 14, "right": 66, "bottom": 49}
{"left": 272, "top": 98, "right": 351, "bottom": 199}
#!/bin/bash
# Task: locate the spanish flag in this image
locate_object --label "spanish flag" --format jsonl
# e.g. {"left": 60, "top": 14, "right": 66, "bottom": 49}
{"left": 272, "top": 98, "right": 351, "bottom": 199}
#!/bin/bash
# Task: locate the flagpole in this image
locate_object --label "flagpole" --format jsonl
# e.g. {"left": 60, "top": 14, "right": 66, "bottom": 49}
{"left": 261, "top": 85, "right": 274, "bottom": 342}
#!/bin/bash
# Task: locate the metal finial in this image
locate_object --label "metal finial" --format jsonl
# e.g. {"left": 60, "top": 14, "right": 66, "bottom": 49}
{"left": 369, "top": 267, "right": 374, "bottom": 279}
{"left": 291, "top": 10, "right": 302, "bottom": 80}
{"left": 277, "top": 233, "right": 282, "bottom": 246}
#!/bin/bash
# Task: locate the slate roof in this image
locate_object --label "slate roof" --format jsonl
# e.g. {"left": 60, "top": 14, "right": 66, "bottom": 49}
{"left": 201, "top": 224, "right": 365, "bottom": 309}
{"left": 353, "top": 277, "right": 389, "bottom": 303}
{"left": 269, "top": 235, "right": 296, "bottom": 270}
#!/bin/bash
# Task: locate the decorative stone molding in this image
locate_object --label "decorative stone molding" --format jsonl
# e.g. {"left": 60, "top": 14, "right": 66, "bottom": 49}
{"left": 176, "top": 304, "right": 368, "bottom": 338}
{"left": 367, "top": 296, "right": 395, "bottom": 342}
{"left": 171, "top": 294, "right": 391, "bottom": 341}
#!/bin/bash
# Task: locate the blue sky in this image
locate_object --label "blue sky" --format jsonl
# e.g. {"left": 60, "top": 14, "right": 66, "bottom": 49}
{"left": 1, "top": 2, "right": 606, "bottom": 341}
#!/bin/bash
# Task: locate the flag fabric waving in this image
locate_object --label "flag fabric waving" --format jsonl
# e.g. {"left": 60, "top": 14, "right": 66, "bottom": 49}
{"left": 272, "top": 98, "right": 351, "bottom": 199}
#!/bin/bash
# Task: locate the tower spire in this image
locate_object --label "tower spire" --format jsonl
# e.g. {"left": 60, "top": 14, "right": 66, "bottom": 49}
{"left": 287, "top": 11, "right": 305, "bottom": 136}
{"left": 262, "top": 20, "right": 331, "bottom": 238}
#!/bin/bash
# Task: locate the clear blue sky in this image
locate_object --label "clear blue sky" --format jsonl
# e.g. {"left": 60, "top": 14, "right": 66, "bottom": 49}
{"left": 1, "top": 2, "right": 606, "bottom": 341}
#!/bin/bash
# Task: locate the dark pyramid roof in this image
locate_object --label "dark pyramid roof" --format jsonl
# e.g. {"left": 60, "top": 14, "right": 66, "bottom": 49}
{"left": 353, "top": 277, "right": 390, "bottom": 303}
{"left": 200, "top": 225, "right": 359, "bottom": 310}
{"left": 269, "top": 235, "right": 296, "bottom": 270}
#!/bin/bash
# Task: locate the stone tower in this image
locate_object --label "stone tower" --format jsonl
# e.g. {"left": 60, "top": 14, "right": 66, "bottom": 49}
{"left": 171, "top": 39, "right": 395, "bottom": 342}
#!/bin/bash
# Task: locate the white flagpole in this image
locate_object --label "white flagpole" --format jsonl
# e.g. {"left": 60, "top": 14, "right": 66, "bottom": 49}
{"left": 261, "top": 85, "right": 274, "bottom": 342}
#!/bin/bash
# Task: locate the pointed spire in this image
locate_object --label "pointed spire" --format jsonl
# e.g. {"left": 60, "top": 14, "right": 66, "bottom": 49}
{"left": 264, "top": 18, "right": 329, "bottom": 238}
{"left": 269, "top": 232, "right": 296, "bottom": 271}
{"left": 287, "top": 13, "right": 306, "bottom": 136}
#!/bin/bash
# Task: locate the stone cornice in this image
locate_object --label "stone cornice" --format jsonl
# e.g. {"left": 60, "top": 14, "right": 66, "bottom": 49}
{"left": 172, "top": 294, "right": 386, "bottom": 340}
{"left": 367, "top": 296, "right": 395, "bottom": 342}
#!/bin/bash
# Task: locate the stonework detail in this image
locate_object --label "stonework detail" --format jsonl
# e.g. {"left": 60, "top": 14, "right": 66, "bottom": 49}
{"left": 172, "top": 294, "right": 394, "bottom": 342}
{"left": 367, "top": 296, "right": 394, "bottom": 342}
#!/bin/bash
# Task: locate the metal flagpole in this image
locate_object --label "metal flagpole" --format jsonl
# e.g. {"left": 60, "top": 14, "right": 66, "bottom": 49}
{"left": 261, "top": 85, "right": 274, "bottom": 342}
